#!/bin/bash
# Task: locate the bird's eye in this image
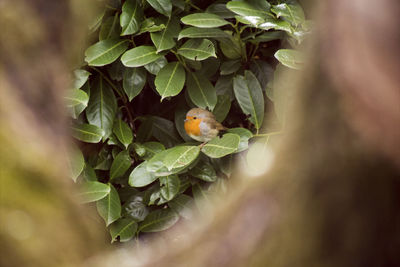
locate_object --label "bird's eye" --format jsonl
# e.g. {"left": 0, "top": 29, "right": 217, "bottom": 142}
{"left": 193, "top": 116, "right": 197, "bottom": 119}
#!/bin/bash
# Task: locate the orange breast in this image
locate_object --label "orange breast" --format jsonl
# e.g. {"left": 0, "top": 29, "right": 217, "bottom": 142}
{"left": 184, "top": 119, "right": 201, "bottom": 136}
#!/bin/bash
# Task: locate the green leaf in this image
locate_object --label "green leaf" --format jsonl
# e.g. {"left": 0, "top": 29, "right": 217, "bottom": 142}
{"left": 65, "top": 89, "right": 89, "bottom": 119}
{"left": 181, "top": 13, "right": 229, "bottom": 28}
{"left": 274, "top": 49, "right": 304, "bottom": 70}
{"left": 186, "top": 71, "right": 217, "bottom": 110}
{"left": 68, "top": 147, "right": 85, "bottom": 182}
{"left": 271, "top": 3, "right": 305, "bottom": 27}
{"left": 220, "top": 59, "right": 241, "bottom": 75}
{"left": 120, "top": 0, "right": 143, "bottom": 35}
{"left": 136, "top": 117, "right": 153, "bottom": 142}
{"left": 78, "top": 182, "right": 110, "bottom": 203}
{"left": 159, "top": 175, "right": 180, "bottom": 200}
{"left": 177, "top": 39, "right": 216, "bottom": 61}
{"left": 138, "top": 18, "right": 166, "bottom": 35}
{"left": 150, "top": 17, "right": 180, "bottom": 53}
{"left": 110, "top": 218, "right": 137, "bottom": 243}
{"left": 139, "top": 209, "right": 179, "bottom": 232}
{"left": 178, "top": 27, "right": 229, "bottom": 40}
{"left": 96, "top": 184, "right": 121, "bottom": 226}
{"left": 110, "top": 151, "right": 132, "bottom": 180}
{"left": 65, "top": 89, "right": 89, "bottom": 107}
{"left": 121, "top": 46, "right": 163, "bottom": 67}
{"left": 155, "top": 62, "right": 186, "bottom": 100}
{"left": 133, "top": 141, "right": 165, "bottom": 160}
{"left": 71, "top": 123, "right": 104, "bottom": 143}
{"left": 72, "top": 69, "right": 91, "bottom": 89}
{"left": 215, "top": 75, "right": 234, "bottom": 101}
{"left": 151, "top": 116, "right": 181, "bottom": 148}
{"left": 246, "top": 31, "right": 284, "bottom": 44}
{"left": 219, "top": 34, "right": 242, "bottom": 59}
{"left": 168, "top": 194, "right": 194, "bottom": 219}
{"left": 226, "top": 1, "right": 272, "bottom": 17}
{"left": 189, "top": 160, "right": 217, "bottom": 182}
{"left": 80, "top": 164, "right": 97, "bottom": 182}
{"left": 146, "top": 0, "right": 172, "bottom": 17}
{"left": 212, "top": 94, "right": 231, "bottom": 122}
{"left": 99, "top": 14, "right": 121, "bottom": 40}
{"left": 123, "top": 67, "right": 146, "bottom": 101}
{"left": 206, "top": 3, "right": 236, "bottom": 19}
{"left": 249, "top": 60, "right": 274, "bottom": 95}
{"left": 201, "top": 133, "right": 240, "bottom": 158}
{"left": 113, "top": 119, "right": 133, "bottom": 148}
{"left": 144, "top": 56, "right": 167, "bottom": 75}
{"left": 163, "top": 146, "right": 200, "bottom": 171}
{"left": 233, "top": 70, "right": 264, "bottom": 129}
{"left": 122, "top": 195, "right": 149, "bottom": 221}
{"left": 86, "top": 77, "right": 117, "bottom": 139}
{"left": 84, "top": 39, "right": 129, "bottom": 66}
{"left": 129, "top": 161, "right": 158, "bottom": 187}
{"left": 227, "top": 127, "right": 253, "bottom": 152}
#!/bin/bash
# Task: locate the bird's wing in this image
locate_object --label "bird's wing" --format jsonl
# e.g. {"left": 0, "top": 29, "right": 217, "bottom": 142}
{"left": 204, "top": 118, "right": 227, "bottom": 131}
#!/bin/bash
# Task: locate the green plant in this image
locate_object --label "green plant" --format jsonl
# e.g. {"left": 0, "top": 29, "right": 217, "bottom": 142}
{"left": 66, "top": 0, "right": 307, "bottom": 242}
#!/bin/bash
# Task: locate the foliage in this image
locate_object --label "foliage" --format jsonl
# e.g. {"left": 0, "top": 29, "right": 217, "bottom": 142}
{"left": 67, "top": 0, "right": 307, "bottom": 242}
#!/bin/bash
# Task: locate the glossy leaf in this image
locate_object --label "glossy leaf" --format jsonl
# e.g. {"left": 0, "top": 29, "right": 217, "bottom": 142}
{"left": 120, "top": 0, "right": 143, "bottom": 35}
{"left": 123, "top": 67, "right": 146, "bottom": 101}
{"left": 86, "top": 77, "right": 117, "bottom": 138}
{"left": 134, "top": 141, "right": 165, "bottom": 160}
{"left": 146, "top": 0, "right": 172, "bottom": 17}
{"left": 189, "top": 160, "right": 217, "bottom": 182}
{"left": 220, "top": 59, "right": 241, "bottom": 75}
{"left": 233, "top": 70, "right": 264, "bottom": 129}
{"left": 84, "top": 39, "right": 129, "bottom": 66}
{"left": 159, "top": 175, "right": 180, "bottom": 200}
{"left": 201, "top": 133, "right": 240, "bottom": 158}
{"left": 150, "top": 17, "right": 180, "bottom": 53}
{"left": 151, "top": 116, "right": 181, "bottom": 148}
{"left": 71, "top": 123, "right": 104, "bottom": 143}
{"left": 78, "top": 182, "right": 110, "bottom": 203}
{"left": 206, "top": 3, "right": 236, "bottom": 18}
{"left": 96, "top": 184, "right": 121, "bottom": 226}
{"left": 174, "top": 104, "right": 192, "bottom": 141}
{"left": 186, "top": 71, "right": 217, "bottom": 110}
{"left": 213, "top": 94, "right": 231, "bottom": 122}
{"left": 219, "top": 35, "right": 242, "bottom": 59}
{"left": 68, "top": 147, "right": 85, "bottom": 182}
{"left": 177, "top": 39, "right": 216, "bottom": 61}
{"left": 227, "top": 127, "right": 253, "bottom": 152}
{"left": 72, "top": 69, "right": 91, "bottom": 89}
{"left": 138, "top": 17, "right": 166, "bottom": 34}
{"left": 121, "top": 46, "right": 163, "bottom": 67}
{"left": 181, "top": 13, "right": 229, "bottom": 28}
{"left": 139, "top": 209, "right": 179, "bottom": 232}
{"left": 274, "top": 49, "right": 304, "bottom": 70}
{"left": 110, "top": 151, "right": 132, "bottom": 180}
{"left": 168, "top": 194, "right": 194, "bottom": 219}
{"left": 144, "top": 56, "right": 167, "bottom": 75}
{"left": 163, "top": 146, "right": 200, "bottom": 171}
{"left": 178, "top": 27, "right": 229, "bottom": 40}
{"left": 80, "top": 164, "right": 97, "bottom": 182}
{"left": 246, "top": 31, "right": 284, "bottom": 44}
{"left": 226, "top": 1, "right": 272, "bottom": 17}
{"left": 155, "top": 62, "right": 186, "bottom": 100}
{"left": 110, "top": 218, "right": 137, "bottom": 243}
{"left": 123, "top": 195, "right": 149, "bottom": 221}
{"left": 65, "top": 89, "right": 89, "bottom": 119}
{"left": 129, "top": 162, "right": 158, "bottom": 187}
{"left": 113, "top": 119, "right": 133, "bottom": 148}
{"left": 99, "top": 15, "right": 120, "bottom": 40}
{"left": 249, "top": 60, "right": 274, "bottom": 93}
{"left": 271, "top": 3, "right": 305, "bottom": 27}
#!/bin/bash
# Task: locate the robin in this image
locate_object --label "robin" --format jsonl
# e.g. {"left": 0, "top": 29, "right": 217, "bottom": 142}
{"left": 184, "top": 108, "right": 227, "bottom": 142}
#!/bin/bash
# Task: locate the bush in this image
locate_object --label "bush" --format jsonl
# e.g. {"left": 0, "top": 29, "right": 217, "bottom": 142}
{"left": 66, "top": 0, "right": 308, "bottom": 242}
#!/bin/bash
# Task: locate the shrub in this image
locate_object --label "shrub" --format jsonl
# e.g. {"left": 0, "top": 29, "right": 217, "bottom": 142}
{"left": 66, "top": 0, "right": 308, "bottom": 242}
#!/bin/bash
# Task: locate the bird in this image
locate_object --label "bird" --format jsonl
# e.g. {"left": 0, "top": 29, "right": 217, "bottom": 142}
{"left": 184, "top": 108, "right": 227, "bottom": 143}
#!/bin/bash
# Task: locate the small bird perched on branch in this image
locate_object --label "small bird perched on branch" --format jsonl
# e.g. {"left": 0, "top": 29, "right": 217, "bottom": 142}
{"left": 184, "top": 108, "right": 227, "bottom": 142}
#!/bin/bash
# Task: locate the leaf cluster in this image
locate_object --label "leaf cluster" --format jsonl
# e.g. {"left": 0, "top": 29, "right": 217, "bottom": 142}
{"left": 67, "top": 0, "right": 307, "bottom": 242}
